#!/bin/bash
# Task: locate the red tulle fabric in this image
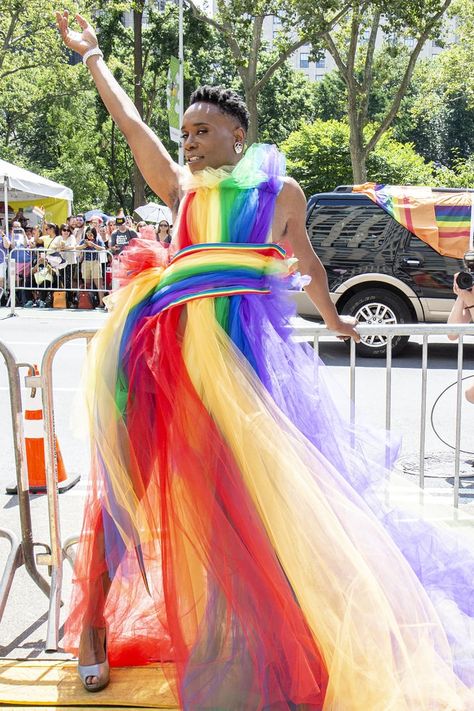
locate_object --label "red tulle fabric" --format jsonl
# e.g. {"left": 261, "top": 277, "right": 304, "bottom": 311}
{"left": 65, "top": 299, "right": 328, "bottom": 708}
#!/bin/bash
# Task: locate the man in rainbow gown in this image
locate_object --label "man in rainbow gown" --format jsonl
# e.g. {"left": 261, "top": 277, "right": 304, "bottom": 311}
{"left": 56, "top": 10, "right": 474, "bottom": 711}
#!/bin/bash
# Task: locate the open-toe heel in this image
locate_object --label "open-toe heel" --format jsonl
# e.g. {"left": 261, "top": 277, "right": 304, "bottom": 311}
{"left": 78, "top": 627, "right": 110, "bottom": 692}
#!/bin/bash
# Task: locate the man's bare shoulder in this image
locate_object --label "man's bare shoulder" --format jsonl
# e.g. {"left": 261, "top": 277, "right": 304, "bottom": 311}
{"left": 279, "top": 176, "right": 306, "bottom": 204}
{"left": 272, "top": 177, "right": 307, "bottom": 240}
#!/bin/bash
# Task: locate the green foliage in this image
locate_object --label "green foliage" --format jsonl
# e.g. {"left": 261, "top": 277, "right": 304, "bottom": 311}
{"left": 366, "top": 130, "right": 434, "bottom": 184}
{"left": 313, "top": 71, "right": 347, "bottom": 121}
{"left": 281, "top": 119, "right": 434, "bottom": 196}
{"left": 281, "top": 120, "right": 353, "bottom": 195}
{"left": 292, "top": 0, "right": 454, "bottom": 181}
{"left": 0, "top": 0, "right": 76, "bottom": 82}
{"left": 433, "top": 156, "right": 474, "bottom": 188}
{"left": 253, "top": 54, "right": 317, "bottom": 144}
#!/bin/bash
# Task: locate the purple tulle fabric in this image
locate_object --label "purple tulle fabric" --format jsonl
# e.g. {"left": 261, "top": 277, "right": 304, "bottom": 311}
{"left": 239, "top": 277, "right": 474, "bottom": 685}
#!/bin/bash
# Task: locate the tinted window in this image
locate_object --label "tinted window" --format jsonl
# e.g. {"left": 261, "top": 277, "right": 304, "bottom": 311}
{"left": 307, "top": 202, "right": 407, "bottom": 266}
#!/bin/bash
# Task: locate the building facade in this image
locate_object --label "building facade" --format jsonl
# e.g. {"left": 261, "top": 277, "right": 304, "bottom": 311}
{"left": 263, "top": 14, "right": 459, "bottom": 82}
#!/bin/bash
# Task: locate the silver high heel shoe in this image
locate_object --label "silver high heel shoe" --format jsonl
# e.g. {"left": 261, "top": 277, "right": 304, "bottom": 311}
{"left": 78, "top": 627, "right": 110, "bottom": 692}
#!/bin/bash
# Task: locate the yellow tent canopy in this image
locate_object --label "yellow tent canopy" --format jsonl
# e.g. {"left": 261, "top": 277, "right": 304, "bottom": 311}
{"left": 0, "top": 158, "right": 73, "bottom": 228}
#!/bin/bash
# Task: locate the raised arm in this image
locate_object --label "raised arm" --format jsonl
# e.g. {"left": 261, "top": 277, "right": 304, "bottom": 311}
{"left": 55, "top": 11, "right": 183, "bottom": 210}
{"left": 277, "top": 179, "right": 360, "bottom": 342}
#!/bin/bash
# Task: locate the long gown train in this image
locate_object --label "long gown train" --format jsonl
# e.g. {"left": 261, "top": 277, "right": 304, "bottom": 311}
{"left": 64, "top": 144, "right": 474, "bottom": 710}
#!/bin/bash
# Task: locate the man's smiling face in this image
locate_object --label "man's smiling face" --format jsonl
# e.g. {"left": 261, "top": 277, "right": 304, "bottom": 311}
{"left": 181, "top": 102, "right": 245, "bottom": 173}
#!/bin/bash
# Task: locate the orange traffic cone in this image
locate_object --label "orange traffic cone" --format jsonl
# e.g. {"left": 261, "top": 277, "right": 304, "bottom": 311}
{"left": 24, "top": 366, "right": 66, "bottom": 491}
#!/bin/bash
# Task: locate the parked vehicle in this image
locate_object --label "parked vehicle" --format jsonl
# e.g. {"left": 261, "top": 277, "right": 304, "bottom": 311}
{"left": 292, "top": 186, "right": 469, "bottom": 357}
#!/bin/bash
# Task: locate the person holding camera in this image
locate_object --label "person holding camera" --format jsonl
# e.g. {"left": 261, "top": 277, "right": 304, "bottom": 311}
{"left": 448, "top": 275, "right": 474, "bottom": 403}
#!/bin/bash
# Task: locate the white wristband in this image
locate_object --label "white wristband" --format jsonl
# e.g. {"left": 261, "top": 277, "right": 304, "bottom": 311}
{"left": 82, "top": 47, "right": 103, "bottom": 66}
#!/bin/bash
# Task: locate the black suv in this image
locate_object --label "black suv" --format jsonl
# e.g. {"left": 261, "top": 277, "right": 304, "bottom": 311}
{"left": 294, "top": 186, "right": 468, "bottom": 357}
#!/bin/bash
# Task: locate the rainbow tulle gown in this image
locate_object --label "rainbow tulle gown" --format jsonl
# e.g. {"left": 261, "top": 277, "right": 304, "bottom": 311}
{"left": 65, "top": 145, "right": 474, "bottom": 710}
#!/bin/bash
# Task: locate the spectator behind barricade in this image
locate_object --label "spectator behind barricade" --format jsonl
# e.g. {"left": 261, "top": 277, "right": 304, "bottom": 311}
{"left": 0, "top": 229, "right": 10, "bottom": 304}
{"left": 48, "top": 223, "right": 77, "bottom": 306}
{"left": 38, "top": 221, "right": 54, "bottom": 248}
{"left": 14, "top": 208, "right": 27, "bottom": 229}
{"left": 448, "top": 274, "right": 474, "bottom": 403}
{"left": 46, "top": 222, "right": 59, "bottom": 241}
{"left": 136, "top": 221, "right": 147, "bottom": 233}
{"left": 156, "top": 219, "right": 172, "bottom": 247}
{"left": 110, "top": 214, "right": 137, "bottom": 255}
{"left": 106, "top": 218, "right": 115, "bottom": 241}
{"left": 77, "top": 226, "right": 106, "bottom": 309}
{"left": 73, "top": 213, "right": 86, "bottom": 245}
{"left": 31, "top": 225, "right": 42, "bottom": 245}
{"left": 10, "top": 221, "right": 33, "bottom": 306}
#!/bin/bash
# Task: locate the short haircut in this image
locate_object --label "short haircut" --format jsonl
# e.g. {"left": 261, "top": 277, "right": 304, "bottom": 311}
{"left": 189, "top": 85, "right": 249, "bottom": 132}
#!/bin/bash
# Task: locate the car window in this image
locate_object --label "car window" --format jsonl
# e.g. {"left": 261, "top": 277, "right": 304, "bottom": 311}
{"left": 403, "top": 234, "right": 463, "bottom": 275}
{"left": 307, "top": 202, "right": 408, "bottom": 264}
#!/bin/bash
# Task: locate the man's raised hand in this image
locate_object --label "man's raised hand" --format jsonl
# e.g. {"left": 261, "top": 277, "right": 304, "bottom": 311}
{"left": 55, "top": 11, "right": 98, "bottom": 57}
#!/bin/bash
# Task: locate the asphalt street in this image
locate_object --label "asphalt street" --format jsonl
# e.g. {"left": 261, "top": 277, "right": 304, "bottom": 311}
{"left": 1, "top": 307, "right": 474, "bottom": 662}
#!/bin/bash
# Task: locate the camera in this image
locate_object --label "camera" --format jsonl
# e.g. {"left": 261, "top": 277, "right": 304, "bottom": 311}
{"left": 455, "top": 251, "right": 474, "bottom": 291}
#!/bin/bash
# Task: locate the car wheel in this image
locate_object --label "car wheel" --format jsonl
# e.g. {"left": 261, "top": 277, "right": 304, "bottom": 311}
{"left": 341, "top": 288, "right": 412, "bottom": 358}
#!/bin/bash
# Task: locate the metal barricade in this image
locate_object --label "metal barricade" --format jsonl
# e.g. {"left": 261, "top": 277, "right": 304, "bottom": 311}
{"left": 0, "top": 343, "right": 52, "bottom": 627}
{"left": 7, "top": 248, "right": 114, "bottom": 313}
{"left": 38, "top": 330, "right": 96, "bottom": 651}
{"left": 295, "top": 322, "right": 474, "bottom": 508}
{"left": 0, "top": 331, "right": 96, "bottom": 651}
{"left": 2, "top": 323, "right": 474, "bottom": 652}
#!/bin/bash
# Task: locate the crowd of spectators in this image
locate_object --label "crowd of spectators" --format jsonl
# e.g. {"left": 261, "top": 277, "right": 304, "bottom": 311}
{"left": 0, "top": 209, "right": 172, "bottom": 309}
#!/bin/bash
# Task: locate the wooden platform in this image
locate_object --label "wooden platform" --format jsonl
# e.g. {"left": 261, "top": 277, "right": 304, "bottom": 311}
{"left": 0, "top": 660, "right": 179, "bottom": 708}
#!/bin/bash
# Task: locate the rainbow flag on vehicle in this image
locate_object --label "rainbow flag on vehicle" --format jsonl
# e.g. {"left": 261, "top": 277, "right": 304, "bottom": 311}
{"left": 353, "top": 183, "right": 473, "bottom": 259}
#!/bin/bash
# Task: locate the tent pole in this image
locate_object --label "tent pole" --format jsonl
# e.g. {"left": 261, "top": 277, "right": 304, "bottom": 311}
{"left": 4, "top": 176, "right": 16, "bottom": 317}
{"left": 3, "top": 175, "right": 7, "bottom": 238}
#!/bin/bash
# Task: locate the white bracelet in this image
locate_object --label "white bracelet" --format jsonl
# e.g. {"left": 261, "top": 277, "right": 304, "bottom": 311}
{"left": 82, "top": 47, "right": 103, "bottom": 66}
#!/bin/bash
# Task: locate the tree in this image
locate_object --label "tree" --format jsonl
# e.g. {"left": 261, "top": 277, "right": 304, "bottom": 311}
{"left": 187, "top": 0, "right": 351, "bottom": 144}
{"left": 281, "top": 118, "right": 434, "bottom": 196}
{"left": 0, "top": 0, "right": 74, "bottom": 83}
{"left": 294, "top": 0, "right": 454, "bottom": 182}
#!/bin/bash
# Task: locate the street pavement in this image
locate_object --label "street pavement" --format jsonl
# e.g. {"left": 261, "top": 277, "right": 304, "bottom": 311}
{"left": 0, "top": 307, "right": 473, "bottom": 663}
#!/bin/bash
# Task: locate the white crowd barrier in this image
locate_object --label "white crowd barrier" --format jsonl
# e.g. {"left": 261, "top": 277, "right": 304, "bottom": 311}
{"left": 5, "top": 248, "right": 117, "bottom": 313}
{"left": 1, "top": 324, "right": 474, "bottom": 651}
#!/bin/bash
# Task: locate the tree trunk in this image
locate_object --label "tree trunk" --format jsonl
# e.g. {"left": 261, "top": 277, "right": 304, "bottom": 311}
{"left": 133, "top": 4, "right": 146, "bottom": 210}
{"left": 347, "top": 94, "right": 367, "bottom": 183}
{"left": 245, "top": 89, "right": 258, "bottom": 146}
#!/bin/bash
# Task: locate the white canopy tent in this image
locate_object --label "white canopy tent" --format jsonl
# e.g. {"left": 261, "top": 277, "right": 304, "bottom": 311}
{"left": 0, "top": 159, "right": 73, "bottom": 231}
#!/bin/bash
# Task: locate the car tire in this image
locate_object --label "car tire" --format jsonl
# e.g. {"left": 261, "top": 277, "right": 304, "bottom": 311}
{"left": 341, "top": 288, "right": 412, "bottom": 358}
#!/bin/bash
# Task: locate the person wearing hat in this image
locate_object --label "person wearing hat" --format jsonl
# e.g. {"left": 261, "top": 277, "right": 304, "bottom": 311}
{"left": 109, "top": 212, "right": 137, "bottom": 255}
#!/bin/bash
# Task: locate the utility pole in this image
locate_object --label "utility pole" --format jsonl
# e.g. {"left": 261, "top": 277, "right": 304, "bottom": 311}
{"left": 178, "top": 0, "right": 184, "bottom": 166}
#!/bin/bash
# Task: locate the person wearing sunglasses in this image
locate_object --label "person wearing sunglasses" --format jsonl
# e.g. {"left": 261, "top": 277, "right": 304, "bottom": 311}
{"left": 156, "top": 220, "right": 171, "bottom": 246}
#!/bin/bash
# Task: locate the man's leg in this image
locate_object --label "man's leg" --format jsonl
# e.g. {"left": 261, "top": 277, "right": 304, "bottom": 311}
{"left": 78, "top": 508, "right": 113, "bottom": 685}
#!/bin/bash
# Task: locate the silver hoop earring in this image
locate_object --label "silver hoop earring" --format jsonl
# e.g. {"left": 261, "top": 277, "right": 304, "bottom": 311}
{"left": 234, "top": 141, "right": 244, "bottom": 155}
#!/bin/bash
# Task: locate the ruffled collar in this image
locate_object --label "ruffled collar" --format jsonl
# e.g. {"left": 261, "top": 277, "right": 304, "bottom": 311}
{"left": 180, "top": 143, "right": 285, "bottom": 193}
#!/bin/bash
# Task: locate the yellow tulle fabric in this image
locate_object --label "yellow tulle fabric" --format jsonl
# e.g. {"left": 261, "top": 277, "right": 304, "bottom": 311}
{"left": 182, "top": 298, "right": 472, "bottom": 711}
{"left": 74, "top": 156, "right": 474, "bottom": 708}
